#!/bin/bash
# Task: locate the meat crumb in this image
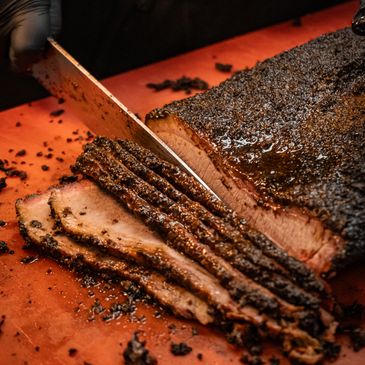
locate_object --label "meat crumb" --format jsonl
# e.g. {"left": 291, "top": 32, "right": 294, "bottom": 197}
{"left": 170, "top": 342, "right": 192, "bottom": 356}
{"left": 21, "top": 256, "right": 39, "bottom": 264}
{"left": 0, "top": 220, "right": 6, "bottom": 227}
{"left": 0, "top": 177, "right": 6, "bottom": 192}
{"left": 147, "top": 76, "right": 209, "bottom": 95}
{"left": 123, "top": 332, "right": 157, "bottom": 365}
{"left": 215, "top": 62, "right": 233, "bottom": 72}
{"left": 41, "top": 165, "right": 50, "bottom": 171}
{"left": 0, "top": 241, "right": 9, "bottom": 254}
{"left": 36, "top": 152, "right": 43, "bottom": 157}
{"left": 50, "top": 109, "right": 64, "bottom": 117}
{"left": 350, "top": 328, "right": 365, "bottom": 352}
{"left": 35, "top": 346, "right": 40, "bottom": 352}
{"left": 0, "top": 315, "right": 5, "bottom": 335}
{"left": 58, "top": 98, "right": 65, "bottom": 104}
{"left": 68, "top": 348, "right": 78, "bottom": 357}
{"left": 197, "top": 353, "right": 203, "bottom": 361}
{"left": 15, "top": 149, "right": 26, "bottom": 157}
{"left": 15, "top": 121, "right": 22, "bottom": 127}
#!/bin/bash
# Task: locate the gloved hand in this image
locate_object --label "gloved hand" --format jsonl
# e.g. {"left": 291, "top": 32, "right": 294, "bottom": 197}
{"left": 0, "top": 0, "right": 61, "bottom": 72}
{"left": 353, "top": 0, "right": 365, "bottom": 35}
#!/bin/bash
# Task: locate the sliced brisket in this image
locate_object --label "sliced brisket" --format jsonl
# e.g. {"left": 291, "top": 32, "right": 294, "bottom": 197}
{"left": 15, "top": 189, "right": 214, "bottom": 325}
{"left": 71, "top": 138, "right": 338, "bottom": 363}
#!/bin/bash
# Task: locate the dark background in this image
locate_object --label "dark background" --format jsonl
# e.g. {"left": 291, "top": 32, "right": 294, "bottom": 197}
{"left": 0, "top": 0, "right": 347, "bottom": 110}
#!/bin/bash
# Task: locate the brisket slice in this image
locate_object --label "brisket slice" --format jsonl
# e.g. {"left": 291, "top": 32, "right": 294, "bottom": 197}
{"left": 146, "top": 28, "right": 365, "bottom": 275}
{"left": 15, "top": 190, "right": 214, "bottom": 324}
{"left": 72, "top": 139, "right": 338, "bottom": 363}
{"left": 48, "top": 180, "right": 246, "bottom": 320}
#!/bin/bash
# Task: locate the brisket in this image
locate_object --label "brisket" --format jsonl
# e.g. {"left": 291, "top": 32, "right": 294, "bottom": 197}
{"left": 71, "top": 138, "right": 339, "bottom": 363}
{"left": 15, "top": 190, "right": 213, "bottom": 324}
{"left": 146, "top": 28, "right": 365, "bottom": 275}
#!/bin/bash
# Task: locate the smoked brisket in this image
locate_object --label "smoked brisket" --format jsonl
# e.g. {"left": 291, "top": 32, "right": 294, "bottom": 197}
{"left": 146, "top": 28, "right": 365, "bottom": 274}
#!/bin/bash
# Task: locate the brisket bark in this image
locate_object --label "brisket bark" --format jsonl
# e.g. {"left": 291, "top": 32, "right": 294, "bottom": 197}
{"left": 146, "top": 28, "right": 365, "bottom": 274}
{"left": 15, "top": 189, "right": 213, "bottom": 324}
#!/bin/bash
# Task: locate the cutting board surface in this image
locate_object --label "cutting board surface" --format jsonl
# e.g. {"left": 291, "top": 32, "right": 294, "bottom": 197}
{"left": 0, "top": 2, "right": 364, "bottom": 364}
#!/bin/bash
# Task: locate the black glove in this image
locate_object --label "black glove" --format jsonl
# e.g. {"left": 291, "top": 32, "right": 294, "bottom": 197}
{"left": 353, "top": 0, "right": 365, "bottom": 35}
{"left": 0, "top": 0, "right": 61, "bottom": 72}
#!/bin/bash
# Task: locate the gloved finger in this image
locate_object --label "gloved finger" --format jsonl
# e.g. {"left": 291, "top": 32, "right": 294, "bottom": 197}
{"left": 9, "top": 8, "right": 50, "bottom": 72}
{"left": 49, "top": 0, "right": 62, "bottom": 37}
{"left": 352, "top": 0, "right": 365, "bottom": 36}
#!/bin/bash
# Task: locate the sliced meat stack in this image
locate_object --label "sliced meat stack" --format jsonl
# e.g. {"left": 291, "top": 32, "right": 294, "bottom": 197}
{"left": 146, "top": 28, "right": 365, "bottom": 275}
{"left": 16, "top": 137, "right": 339, "bottom": 364}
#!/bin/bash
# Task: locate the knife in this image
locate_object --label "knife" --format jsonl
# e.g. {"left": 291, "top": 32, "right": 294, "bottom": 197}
{"left": 32, "top": 38, "right": 218, "bottom": 198}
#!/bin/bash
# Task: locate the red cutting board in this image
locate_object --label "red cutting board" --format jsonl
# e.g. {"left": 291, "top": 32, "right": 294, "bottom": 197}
{"left": 0, "top": 2, "right": 364, "bottom": 364}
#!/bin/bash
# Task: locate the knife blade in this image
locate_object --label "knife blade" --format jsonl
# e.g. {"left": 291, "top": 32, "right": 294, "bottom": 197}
{"left": 32, "top": 38, "right": 218, "bottom": 198}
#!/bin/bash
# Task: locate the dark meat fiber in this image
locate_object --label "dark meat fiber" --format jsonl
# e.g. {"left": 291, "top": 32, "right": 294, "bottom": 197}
{"left": 146, "top": 28, "right": 365, "bottom": 275}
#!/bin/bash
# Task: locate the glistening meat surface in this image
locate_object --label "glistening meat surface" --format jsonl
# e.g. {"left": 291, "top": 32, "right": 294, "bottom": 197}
{"left": 15, "top": 189, "right": 214, "bottom": 324}
{"left": 146, "top": 28, "right": 365, "bottom": 275}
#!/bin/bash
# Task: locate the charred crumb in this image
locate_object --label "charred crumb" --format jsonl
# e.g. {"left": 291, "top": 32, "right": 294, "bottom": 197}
{"left": 90, "top": 299, "right": 105, "bottom": 315}
{"left": 58, "top": 119, "right": 63, "bottom": 124}
{"left": 36, "top": 152, "right": 43, "bottom": 157}
{"left": 269, "top": 357, "right": 280, "bottom": 365}
{"left": 0, "top": 315, "right": 5, "bottom": 334}
{"left": 58, "top": 98, "right": 65, "bottom": 104}
{"left": 20, "top": 256, "right": 38, "bottom": 264}
{"left": 240, "top": 355, "right": 265, "bottom": 365}
{"left": 50, "top": 109, "right": 64, "bottom": 117}
{"left": 15, "top": 121, "right": 21, "bottom": 127}
{"left": 123, "top": 332, "right": 157, "bottom": 365}
{"left": 197, "top": 353, "right": 203, "bottom": 360}
{"left": 0, "top": 220, "right": 6, "bottom": 227}
{"left": 43, "top": 142, "right": 48, "bottom": 148}
{"left": 0, "top": 241, "right": 9, "bottom": 254}
{"left": 45, "top": 153, "right": 53, "bottom": 159}
{"left": 30, "top": 220, "right": 42, "bottom": 229}
{"left": 68, "top": 348, "right": 78, "bottom": 357}
{"left": 41, "top": 165, "right": 49, "bottom": 171}
{"left": 0, "top": 177, "right": 6, "bottom": 192}
{"left": 146, "top": 76, "right": 209, "bottom": 94}
{"left": 349, "top": 328, "right": 365, "bottom": 352}
{"left": 170, "top": 342, "right": 192, "bottom": 356}
{"left": 59, "top": 175, "right": 78, "bottom": 185}
{"left": 66, "top": 138, "right": 73, "bottom": 143}
{"left": 102, "top": 300, "right": 136, "bottom": 321}
{"left": 10, "top": 169, "right": 27, "bottom": 180}
{"left": 56, "top": 157, "right": 64, "bottom": 163}
{"left": 322, "top": 341, "right": 341, "bottom": 361}
{"left": 35, "top": 346, "right": 40, "bottom": 352}
{"left": 15, "top": 149, "right": 26, "bottom": 157}
{"left": 215, "top": 63, "right": 233, "bottom": 72}
{"left": 80, "top": 273, "right": 99, "bottom": 288}
{"left": 86, "top": 131, "right": 94, "bottom": 140}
